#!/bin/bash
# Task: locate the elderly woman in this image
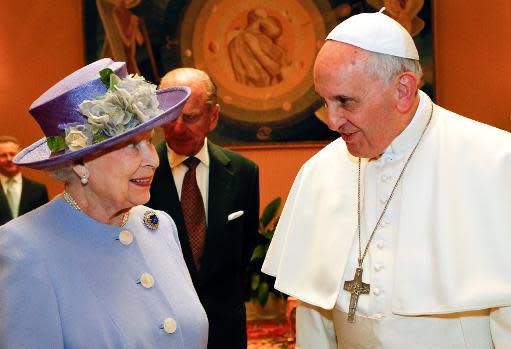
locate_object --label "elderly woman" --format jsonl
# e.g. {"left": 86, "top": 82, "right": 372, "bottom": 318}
{"left": 0, "top": 59, "right": 208, "bottom": 348}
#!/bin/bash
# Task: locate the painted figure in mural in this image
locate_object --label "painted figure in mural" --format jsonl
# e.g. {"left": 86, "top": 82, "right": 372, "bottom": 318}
{"left": 96, "top": 0, "right": 160, "bottom": 80}
{"left": 228, "top": 9, "right": 291, "bottom": 87}
{"left": 112, "top": 0, "right": 145, "bottom": 74}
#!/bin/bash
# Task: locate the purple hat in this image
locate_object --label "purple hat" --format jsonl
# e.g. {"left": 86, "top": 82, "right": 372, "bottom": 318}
{"left": 14, "top": 58, "right": 190, "bottom": 169}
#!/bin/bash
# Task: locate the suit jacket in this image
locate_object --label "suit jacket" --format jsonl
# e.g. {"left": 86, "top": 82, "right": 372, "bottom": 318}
{"left": 148, "top": 140, "right": 259, "bottom": 349}
{"left": 0, "top": 176, "right": 48, "bottom": 225}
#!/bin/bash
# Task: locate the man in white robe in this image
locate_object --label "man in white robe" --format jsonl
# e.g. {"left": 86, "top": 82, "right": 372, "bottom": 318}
{"left": 262, "top": 9, "right": 511, "bottom": 349}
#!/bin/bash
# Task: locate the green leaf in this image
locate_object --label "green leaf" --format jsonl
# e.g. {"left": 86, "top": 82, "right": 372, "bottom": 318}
{"left": 260, "top": 197, "right": 282, "bottom": 228}
{"left": 257, "top": 281, "right": 270, "bottom": 307}
{"left": 250, "top": 274, "right": 260, "bottom": 291}
{"left": 261, "top": 231, "right": 273, "bottom": 240}
{"left": 109, "top": 73, "right": 122, "bottom": 89}
{"left": 99, "top": 68, "right": 114, "bottom": 88}
{"left": 46, "top": 136, "right": 66, "bottom": 152}
{"left": 92, "top": 133, "right": 109, "bottom": 144}
{"left": 250, "top": 244, "right": 267, "bottom": 262}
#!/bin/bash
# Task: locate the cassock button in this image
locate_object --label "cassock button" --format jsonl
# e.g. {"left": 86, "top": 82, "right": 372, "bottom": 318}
{"left": 376, "top": 241, "right": 384, "bottom": 249}
{"left": 381, "top": 174, "right": 391, "bottom": 183}
{"left": 161, "top": 317, "right": 177, "bottom": 334}
{"left": 374, "top": 264, "right": 383, "bottom": 272}
{"left": 373, "top": 287, "right": 381, "bottom": 296}
{"left": 118, "top": 230, "right": 133, "bottom": 245}
{"left": 137, "top": 273, "right": 155, "bottom": 289}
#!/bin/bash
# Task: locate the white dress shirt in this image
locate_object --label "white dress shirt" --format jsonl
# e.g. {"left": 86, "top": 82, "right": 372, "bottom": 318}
{"left": 1, "top": 172, "right": 22, "bottom": 217}
{"left": 166, "top": 140, "right": 210, "bottom": 223}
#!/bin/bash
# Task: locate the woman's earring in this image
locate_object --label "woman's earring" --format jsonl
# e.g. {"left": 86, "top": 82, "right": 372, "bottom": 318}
{"left": 80, "top": 174, "right": 89, "bottom": 185}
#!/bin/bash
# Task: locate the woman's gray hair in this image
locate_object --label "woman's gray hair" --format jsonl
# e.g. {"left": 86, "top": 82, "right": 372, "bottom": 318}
{"left": 46, "top": 164, "right": 76, "bottom": 184}
{"left": 365, "top": 50, "right": 423, "bottom": 83}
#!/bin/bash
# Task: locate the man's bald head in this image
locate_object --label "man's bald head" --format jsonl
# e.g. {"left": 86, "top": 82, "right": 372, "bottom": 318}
{"left": 160, "top": 68, "right": 217, "bottom": 107}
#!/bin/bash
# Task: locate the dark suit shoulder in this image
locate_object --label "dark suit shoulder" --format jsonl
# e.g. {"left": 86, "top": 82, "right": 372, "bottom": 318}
{"left": 22, "top": 177, "right": 45, "bottom": 188}
{"left": 155, "top": 141, "right": 168, "bottom": 158}
{"left": 20, "top": 176, "right": 49, "bottom": 200}
{"left": 208, "top": 141, "right": 258, "bottom": 172}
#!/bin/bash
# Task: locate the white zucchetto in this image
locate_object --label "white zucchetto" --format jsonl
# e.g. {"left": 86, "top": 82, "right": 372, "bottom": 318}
{"left": 326, "top": 8, "right": 420, "bottom": 60}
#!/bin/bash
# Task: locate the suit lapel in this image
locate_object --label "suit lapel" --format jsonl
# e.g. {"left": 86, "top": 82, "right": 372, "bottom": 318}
{"left": 0, "top": 183, "right": 13, "bottom": 223}
{"left": 151, "top": 143, "right": 199, "bottom": 282}
{"left": 19, "top": 177, "right": 33, "bottom": 215}
{"left": 199, "top": 141, "right": 236, "bottom": 279}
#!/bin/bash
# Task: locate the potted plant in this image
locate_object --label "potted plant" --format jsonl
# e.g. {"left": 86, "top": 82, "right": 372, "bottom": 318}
{"left": 245, "top": 197, "right": 286, "bottom": 320}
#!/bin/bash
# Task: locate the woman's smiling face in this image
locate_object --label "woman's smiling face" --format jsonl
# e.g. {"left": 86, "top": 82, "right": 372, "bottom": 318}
{"left": 83, "top": 131, "right": 159, "bottom": 212}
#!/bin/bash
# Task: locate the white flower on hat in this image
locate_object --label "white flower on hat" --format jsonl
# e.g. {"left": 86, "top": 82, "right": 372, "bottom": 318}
{"left": 64, "top": 124, "right": 92, "bottom": 152}
{"left": 113, "top": 74, "right": 160, "bottom": 123}
{"left": 47, "top": 69, "right": 162, "bottom": 153}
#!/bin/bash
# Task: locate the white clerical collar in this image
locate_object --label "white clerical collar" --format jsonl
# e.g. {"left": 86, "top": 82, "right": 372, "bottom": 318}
{"left": 0, "top": 172, "right": 21, "bottom": 186}
{"left": 167, "top": 138, "right": 210, "bottom": 169}
{"left": 385, "top": 90, "right": 431, "bottom": 156}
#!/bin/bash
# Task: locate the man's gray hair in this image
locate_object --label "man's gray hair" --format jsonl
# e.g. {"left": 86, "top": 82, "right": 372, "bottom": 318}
{"left": 365, "top": 50, "right": 423, "bottom": 83}
{"left": 0, "top": 135, "right": 20, "bottom": 145}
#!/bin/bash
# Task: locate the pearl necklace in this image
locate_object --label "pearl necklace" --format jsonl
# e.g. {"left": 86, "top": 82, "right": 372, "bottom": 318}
{"left": 62, "top": 191, "right": 130, "bottom": 227}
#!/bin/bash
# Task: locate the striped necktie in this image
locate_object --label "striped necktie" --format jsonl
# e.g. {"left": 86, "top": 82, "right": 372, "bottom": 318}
{"left": 181, "top": 157, "right": 206, "bottom": 270}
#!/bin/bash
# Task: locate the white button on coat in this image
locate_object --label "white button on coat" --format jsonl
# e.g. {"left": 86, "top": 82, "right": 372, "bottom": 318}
{"left": 373, "top": 287, "right": 381, "bottom": 296}
{"left": 376, "top": 241, "right": 384, "bottom": 249}
{"left": 138, "top": 273, "right": 155, "bottom": 289}
{"left": 162, "top": 317, "right": 177, "bottom": 334}
{"left": 118, "top": 230, "right": 133, "bottom": 245}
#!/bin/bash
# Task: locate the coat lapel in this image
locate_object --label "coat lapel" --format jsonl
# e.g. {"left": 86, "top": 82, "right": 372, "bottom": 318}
{"left": 19, "top": 177, "right": 34, "bottom": 215}
{"left": 199, "top": 141, "right": 236, "bottom": 280}
{"left": 0, "top": 184, "right": 13, "bottom": 223}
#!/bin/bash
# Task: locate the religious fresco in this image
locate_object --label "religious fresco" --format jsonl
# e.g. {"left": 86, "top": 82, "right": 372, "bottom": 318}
{"left": 84, "top": 0, "right": 435, "bottom": 146}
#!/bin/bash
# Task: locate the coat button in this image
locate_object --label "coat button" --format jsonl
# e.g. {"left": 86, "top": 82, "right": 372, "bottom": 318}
{"left": 376, "top": 241, "right": 384, "bottom": 249}
{"left": 137, "top": 273, "right": 155, "bottom": 288}
{"left": 374, "top": 264, "right": 383, "bottom": 272}
{"left": 118, "top": 230, "right": 133, "bottom": 245}
{"left": 373, "top": 287, "right": 381, "bottom": 296}
{"left": 162, "top": 318, "right": 177, "bottom": 334}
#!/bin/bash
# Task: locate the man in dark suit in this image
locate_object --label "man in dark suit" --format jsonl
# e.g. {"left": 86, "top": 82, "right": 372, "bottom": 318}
{"left": 0, "top": 136, "right": 49, "bottom": 225}
{"left": 148, "top": 68, "right": 260, "bottom": 349}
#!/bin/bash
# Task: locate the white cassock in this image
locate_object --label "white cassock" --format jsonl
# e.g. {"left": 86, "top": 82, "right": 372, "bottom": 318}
{"left": 262, "top": 91, "right": 511, "bottom": 348}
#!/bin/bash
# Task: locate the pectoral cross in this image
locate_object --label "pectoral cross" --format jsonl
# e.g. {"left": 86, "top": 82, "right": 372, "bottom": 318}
{"left": 343, "top": 267, "right": 370, "bottom": 323}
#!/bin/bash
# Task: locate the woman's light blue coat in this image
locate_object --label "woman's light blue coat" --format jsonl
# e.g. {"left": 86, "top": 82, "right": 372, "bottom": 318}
{"left": 0, "top": 198, "right": 208, "bottom": 348}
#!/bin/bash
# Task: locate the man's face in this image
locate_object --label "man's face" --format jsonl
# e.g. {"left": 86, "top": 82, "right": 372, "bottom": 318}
{"left": 0, "top": 141, "right": 20, "bottom": 177}
{"left": 161, "top": 80, "right": 218, "bottom": 156}
{"left": 313, "top": 41, "right": 401, "bottom": 159}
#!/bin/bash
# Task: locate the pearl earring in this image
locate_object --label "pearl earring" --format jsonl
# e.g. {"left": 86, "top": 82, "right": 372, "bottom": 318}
{"left": 80, "top": 174, "right": 89, "bottom": 185}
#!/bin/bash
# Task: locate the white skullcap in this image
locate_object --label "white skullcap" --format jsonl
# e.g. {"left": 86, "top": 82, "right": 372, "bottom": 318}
{"left": 326, "top": 8, "right": 419, "bottom": 60}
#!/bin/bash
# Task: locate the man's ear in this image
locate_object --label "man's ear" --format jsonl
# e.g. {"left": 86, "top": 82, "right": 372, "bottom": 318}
{"left": 208, "top": 104, "right": 220, "bottom": 132}
{"left": 395, "top": 72, "right": 418, "bottom": 113}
